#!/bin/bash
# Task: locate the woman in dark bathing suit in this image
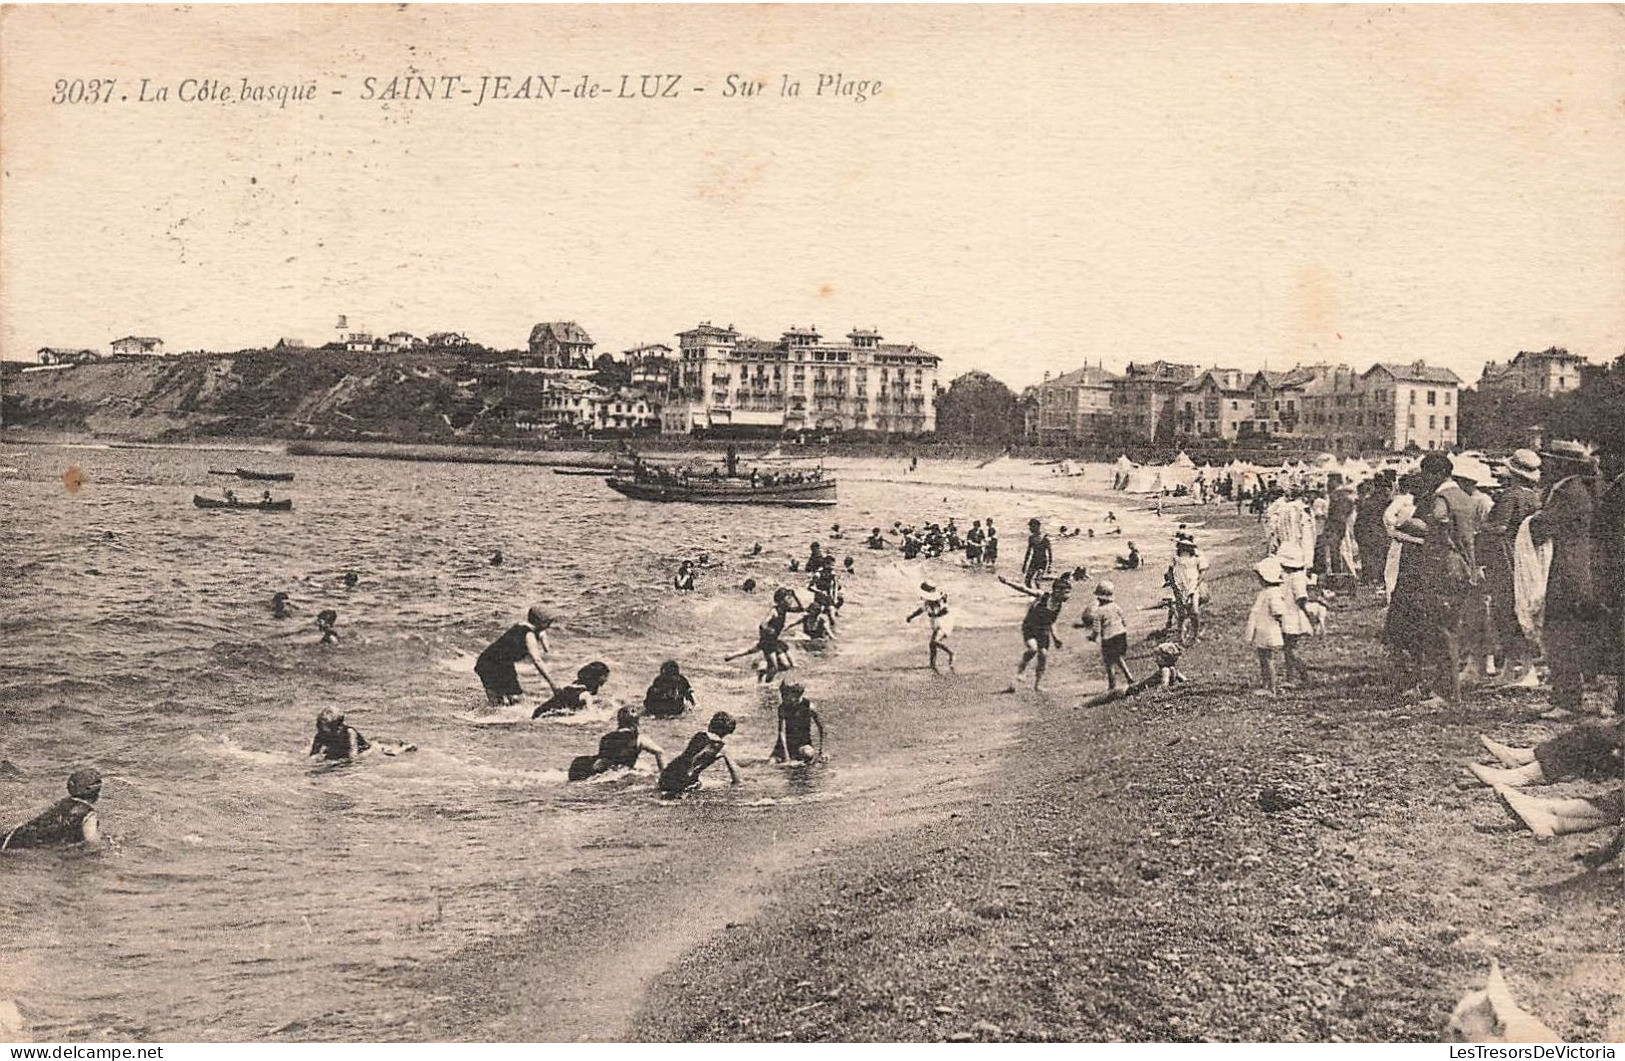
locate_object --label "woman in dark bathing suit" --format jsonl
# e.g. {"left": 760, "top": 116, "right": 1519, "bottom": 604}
{"left": 659, "top": 712, "right": 740, "bottom": 796}
{"left": 475, "top": 606, "right": 557, "bottom": 705}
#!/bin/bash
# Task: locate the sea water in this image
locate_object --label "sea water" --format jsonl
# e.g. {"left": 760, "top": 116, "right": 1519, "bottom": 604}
{"left": 0, "top": 444, "right": 1167, "bottom": 1040}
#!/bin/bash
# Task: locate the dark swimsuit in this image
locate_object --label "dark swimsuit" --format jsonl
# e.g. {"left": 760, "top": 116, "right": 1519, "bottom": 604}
{"left": 568, "top": 725, "right": 643, "bottom": 781}
{"left": 475, "top": 624, "right": 533, "bottom": 701}
{"left": 643, "top": 673, "right": 693, "bottom": 719}
{"left": 1022, "top": 596, "right": 1063, "bottom": 649}
{"left": 3, "top": 797, "right": 96, "bottom": 850}
{"left": 533, "top": 683, "right": 590, "bottom": 718}
{"left": 772, "top": 702, "right": 818, "bottom": 762}
{"left": 659, "top": 731, "right": 725, "bottom": 794}
{"left": 310, "top": 726, "right": 371, "bottom": 761}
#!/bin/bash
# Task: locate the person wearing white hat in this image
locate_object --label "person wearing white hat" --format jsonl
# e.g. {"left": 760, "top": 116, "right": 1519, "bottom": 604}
{"left": 1481, "top": 450, "right": 1545, "bottom": 683}
{"left": 906, "top": 581, "right": 955, "bottom": 673}
{"left": 1244, "top": 556, "right": 1289, "bottom": 697}
{"left": 1416, "top": 455, "right": 1491, "bottom": 706}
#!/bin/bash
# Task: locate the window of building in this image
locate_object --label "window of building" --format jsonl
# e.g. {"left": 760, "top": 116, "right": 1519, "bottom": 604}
{"left": 1428, "top": 415, "right": 1436, "bottom": 429}
{"left": 1408, "top": 413, "right": 1416, "bottom": 428}
{"left": 1444, "top": 391, "right": 1452, "bottom": 405}
{"left": 1444, "top": 415, "right": 1452, "bottom": 431}
{"left": 1427, "top": 390, "right": 1436, "bottom": 406}
{"left": 1409, "top": 390, "right": 1416, "bottom": 406}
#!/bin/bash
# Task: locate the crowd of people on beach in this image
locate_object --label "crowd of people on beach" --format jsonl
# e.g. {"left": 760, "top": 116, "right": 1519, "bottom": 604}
{"left": 1236, "top": 442, "right": 1622, "bottom": 871}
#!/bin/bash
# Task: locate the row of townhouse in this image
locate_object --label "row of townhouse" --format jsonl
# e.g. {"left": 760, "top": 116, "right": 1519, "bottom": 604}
{"left": 1036, "top": 359, "right": 1465, "bottom": 452}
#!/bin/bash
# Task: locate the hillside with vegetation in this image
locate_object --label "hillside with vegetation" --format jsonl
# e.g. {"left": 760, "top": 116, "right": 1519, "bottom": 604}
{"left": 1, "top": 350, "right": 565, "bottom": 442}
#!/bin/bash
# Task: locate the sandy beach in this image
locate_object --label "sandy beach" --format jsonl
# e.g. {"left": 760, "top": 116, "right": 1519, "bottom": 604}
{"left": 612, "top": 504, "right": 1625, "bottom": 1043}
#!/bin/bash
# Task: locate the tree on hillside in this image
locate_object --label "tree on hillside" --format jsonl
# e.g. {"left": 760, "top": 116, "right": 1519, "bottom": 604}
{"left": 935, "top": 370, "right": 1022, "bottom": 443}
{"left": 592, "top": 352, "right": 631, "bottom": 388}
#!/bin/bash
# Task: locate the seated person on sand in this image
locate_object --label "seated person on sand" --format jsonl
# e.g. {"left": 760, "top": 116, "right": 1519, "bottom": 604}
{"left": 568, "top": 706, "right": 666, "bottom": 782}
{"left": 1470, "top": 721, "right": 1623, "bottom": 787}
{"left": 1494, "top": 785, "right": 1622, "bottom": 867}
{"left": 658, "top": 712, "right": 741, "bottom": 796}
{"left": 1115, "top": 543, "right": 1141, "bottom": 570}
{"left": 533, "top": 662, "right": 611, "bottom": 718}
{"left": 643, "top": 660, "right": 695, "bottom": 719}
{"left": 2, "top": 768, "right": 102, "bottom": 852}
{"left": 771, "top": 682, "right": 825, "bottom": 764}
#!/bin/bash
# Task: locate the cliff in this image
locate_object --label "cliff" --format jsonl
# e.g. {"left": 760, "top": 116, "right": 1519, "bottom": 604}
{"left": 1, "top": 351, "right": 525, "bottom": 442}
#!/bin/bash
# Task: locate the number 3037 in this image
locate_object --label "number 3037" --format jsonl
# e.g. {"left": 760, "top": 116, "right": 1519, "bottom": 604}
{"left": 52, "top": 79, "right": 115, "bottom": 104}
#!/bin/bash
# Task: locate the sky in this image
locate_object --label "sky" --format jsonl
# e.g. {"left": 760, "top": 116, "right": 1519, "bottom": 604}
{"left": 2, "top": 5, "right": 1621, "bottom": 388}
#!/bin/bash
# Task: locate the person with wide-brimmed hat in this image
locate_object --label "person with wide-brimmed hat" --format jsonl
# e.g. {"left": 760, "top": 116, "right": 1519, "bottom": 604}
{"left": 1528, "top": 440, "right": 1608, "bottom": 715}
{"left": 1244, "top": 556, "right": 1289, "bottom": 697}
{"left": 1481, "top": 449, "right": 1544, "bottom": 683}
{"left": 1416, "top": 453, "right": 1492, "bottom": 706}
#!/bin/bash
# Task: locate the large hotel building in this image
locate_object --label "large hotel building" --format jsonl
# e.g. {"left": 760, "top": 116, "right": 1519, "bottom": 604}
{"left": 662, "top": 323, "right": 941, "bottom": 436}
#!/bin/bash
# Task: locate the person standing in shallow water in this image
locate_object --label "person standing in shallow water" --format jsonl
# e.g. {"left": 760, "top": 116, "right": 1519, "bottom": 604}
{"left": 475, "top": 606, "right": 557, "bottom": 705}
{"left": 1022, "top": 518, "right": 1053, "bottom": 587}
{"left": 906, "top": 581, "right": 956, "bottom": 673}
{"left": 3, "top": 768, "right": 102, "bottom": 851}
{"left": 999, "top": 575, "right": 1070, "bottom": 692}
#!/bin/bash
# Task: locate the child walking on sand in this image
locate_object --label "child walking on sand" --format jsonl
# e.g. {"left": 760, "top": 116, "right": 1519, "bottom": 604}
{"left": 1080, "top": 580, "right": 1135, "bottom": 692}
{"left": 1244, "top": 556, "right": 1288, "bottom": 696}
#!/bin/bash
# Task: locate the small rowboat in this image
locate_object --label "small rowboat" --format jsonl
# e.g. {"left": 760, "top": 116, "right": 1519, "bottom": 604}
{"left": 551, "top": 467, "right": 615, "bottom": 477}
{"left": 194, "top": 494, "right": 294, "bottom": 512}
{"left": 208, "top": 468, "right": 296, "bottom": 482}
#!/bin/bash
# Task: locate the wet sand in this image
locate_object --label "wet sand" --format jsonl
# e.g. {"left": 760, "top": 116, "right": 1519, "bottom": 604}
{"left": 625, "top": 508, "right": 1625, "bottom": 1043}
{"left": 400, "top": 491, "right": 1214, "bottom": 1041}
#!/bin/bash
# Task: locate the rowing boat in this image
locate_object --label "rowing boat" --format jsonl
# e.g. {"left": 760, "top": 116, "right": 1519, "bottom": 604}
{"left": 193, "top": 495, "right": 294, "bottom": 512}
{"left": 208, "top": 468, "right": 295, "bottom": 482}
{"left": 604, "top": 475, "right": 836, "bottom": 507}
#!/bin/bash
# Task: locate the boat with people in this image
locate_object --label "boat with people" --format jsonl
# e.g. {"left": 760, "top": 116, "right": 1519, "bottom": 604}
{"left": 193, "top": 494, "right": 294, "bottom": 512}
{"left": 208, "top": 468, "right": 296, "bottom": 482}
{"left": 604, "top": 446, "right": 836, "bottom": 507}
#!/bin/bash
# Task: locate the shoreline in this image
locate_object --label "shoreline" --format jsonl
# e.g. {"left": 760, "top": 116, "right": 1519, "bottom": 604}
{"left": 627, "top": 510, "right": 1624, "bottom": 1043}
{"left": 398, "top": 497, "right": 1242, "bottom": 1042}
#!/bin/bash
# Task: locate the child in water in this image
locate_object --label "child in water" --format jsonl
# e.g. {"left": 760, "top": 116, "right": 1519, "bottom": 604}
{"left": 309, "top": 707, "right": 371, "bottom": 762}
{"left": 659, "top": 711, "right": 741, "bottom": 796}
{"left": 673, "top": 560, "right": 697, "bottom": 591}
{"left": 771, "top": 682, "right": 825, "bottom": 764}
{"left": 533, "top": 662, "right": 611, "bottom": 718}
{"left": 643, "top": 660, "right": 695, "bottom": 719}
{"left": 2, "top": 768, "right": 102, "bottom": 851}
{"left": 316, "top": 609, "right": 340, "bottom": 645}
{"left": 906, "top": 581, "right": 955, "bottom": 673}
{"left": 567, "top": 706, "right": 666, "bottom": 782}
